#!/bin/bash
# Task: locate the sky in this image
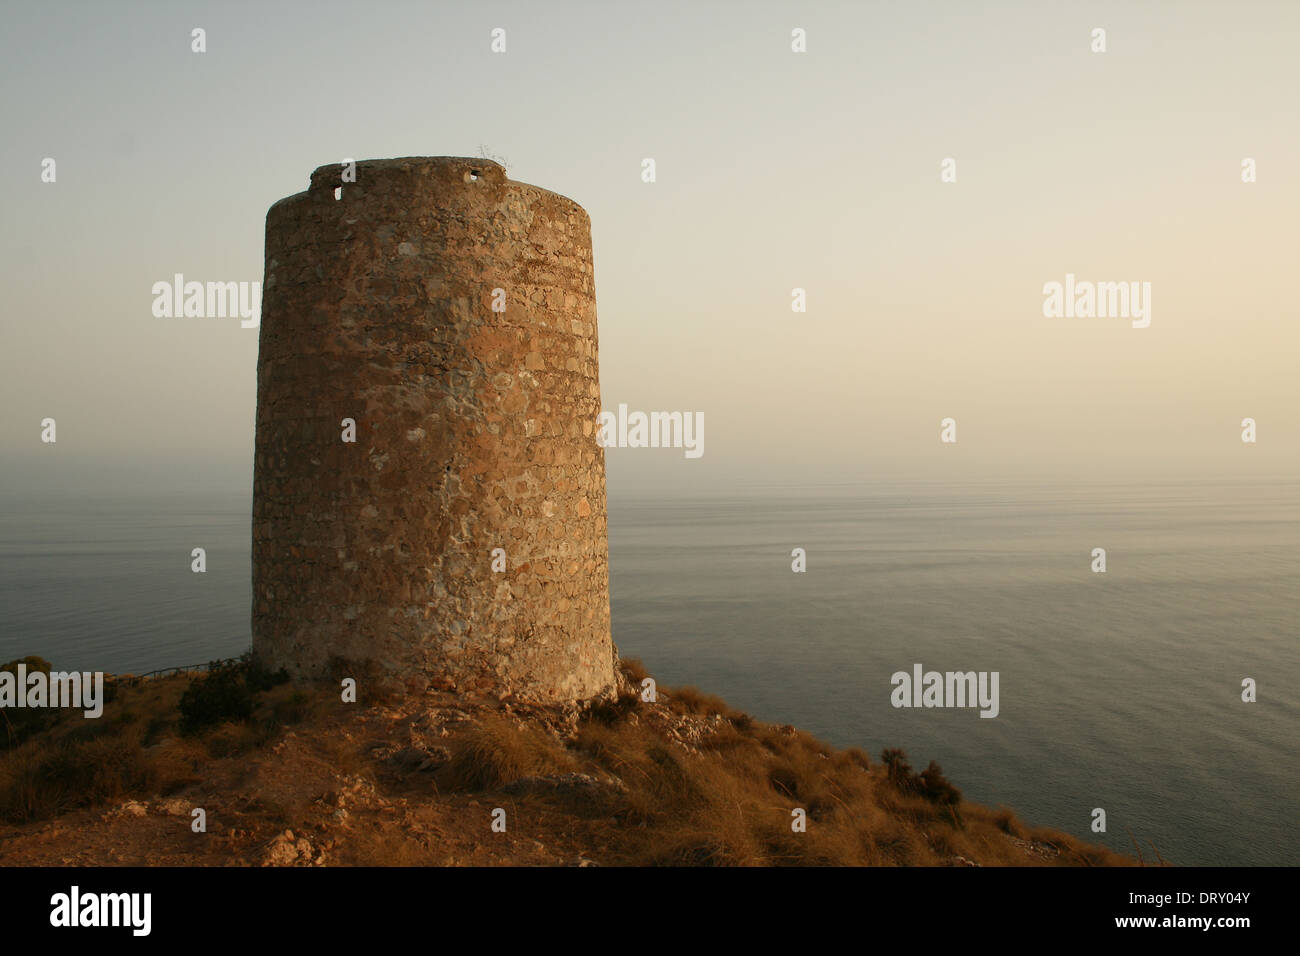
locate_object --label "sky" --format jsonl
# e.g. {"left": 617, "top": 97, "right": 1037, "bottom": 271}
{"left": 2, "top": 0, "right": 1297, "bottom": 497}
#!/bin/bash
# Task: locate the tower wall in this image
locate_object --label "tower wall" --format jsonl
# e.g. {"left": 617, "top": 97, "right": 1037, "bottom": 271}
{"left": 252, "top": 157, "right": 615, "bottom": 701}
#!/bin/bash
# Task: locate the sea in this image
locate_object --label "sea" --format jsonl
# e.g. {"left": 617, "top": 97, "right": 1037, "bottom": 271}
{"left": 1, "top": 478, "right": 1295, "bottom": 866}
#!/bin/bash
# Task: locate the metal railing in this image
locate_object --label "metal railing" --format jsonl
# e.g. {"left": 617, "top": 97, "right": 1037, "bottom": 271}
{"left": 116, "top": 654, "right": 249, "bottom": 686}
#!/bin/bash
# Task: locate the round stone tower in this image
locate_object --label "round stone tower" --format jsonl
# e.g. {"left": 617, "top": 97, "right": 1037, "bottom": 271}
{"left": 251, "top": 156, "right": 616, "bottom": 702}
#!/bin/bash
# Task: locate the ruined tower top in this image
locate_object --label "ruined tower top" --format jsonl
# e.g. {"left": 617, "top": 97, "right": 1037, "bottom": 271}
{"left": 251, "top": 156, "right": 617, "bottom": 703}
{"left": 270, "top": 156, "right": 589, "bottom": 222}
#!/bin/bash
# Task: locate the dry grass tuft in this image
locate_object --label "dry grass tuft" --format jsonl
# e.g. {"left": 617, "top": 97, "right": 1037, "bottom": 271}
{"left": 438, "top": 717, "right": 578, "bottom": 791}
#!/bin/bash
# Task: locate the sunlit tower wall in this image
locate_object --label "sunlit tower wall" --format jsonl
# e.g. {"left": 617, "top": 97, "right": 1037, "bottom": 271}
{"left": 251, "top": 157, "right": 616, "bottom": 702}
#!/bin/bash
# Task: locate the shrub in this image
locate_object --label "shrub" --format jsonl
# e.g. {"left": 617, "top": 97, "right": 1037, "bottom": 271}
{"left": 880, "top": 749, "right": 961, "bottom": 806}
{"left": 177, "top": 661, "right": 253, "bottom": 736}
{"left": 919, "top": 760, "right": 962, "bottom": 806}
{"left": 0, "top": 656, "right": 59, "bottom": 747}
{"left": 881, "top": 747, "right": 918, "bottom": 793}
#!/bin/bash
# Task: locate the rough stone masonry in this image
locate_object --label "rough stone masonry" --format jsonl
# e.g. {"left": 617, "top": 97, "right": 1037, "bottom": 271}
{"left": 251, "top": 157, "right": 617, "bottom": 702}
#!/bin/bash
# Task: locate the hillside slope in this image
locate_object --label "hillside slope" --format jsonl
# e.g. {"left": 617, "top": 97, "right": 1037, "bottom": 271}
{"left": 0, "top": 658, "right": 1137, "bottom": 867}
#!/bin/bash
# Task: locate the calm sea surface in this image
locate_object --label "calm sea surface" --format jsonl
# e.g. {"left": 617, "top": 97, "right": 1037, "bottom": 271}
{"left": 2, "top": 479, "right": 1295, "bottom": 865}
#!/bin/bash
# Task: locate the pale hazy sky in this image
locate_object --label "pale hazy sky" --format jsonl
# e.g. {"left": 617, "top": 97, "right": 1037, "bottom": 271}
{"left": 2, "top": 0, "right": 1297, "bottom": 496}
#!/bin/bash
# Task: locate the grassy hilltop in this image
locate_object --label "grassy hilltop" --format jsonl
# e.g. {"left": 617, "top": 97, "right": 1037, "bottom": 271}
{"left": 0, "top": 656, "right": 1138, "bottom": 867}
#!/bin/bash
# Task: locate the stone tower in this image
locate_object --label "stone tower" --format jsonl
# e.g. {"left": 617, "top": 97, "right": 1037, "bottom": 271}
{"left": 251, "top": 156, "right": 616, "bottom": 702}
